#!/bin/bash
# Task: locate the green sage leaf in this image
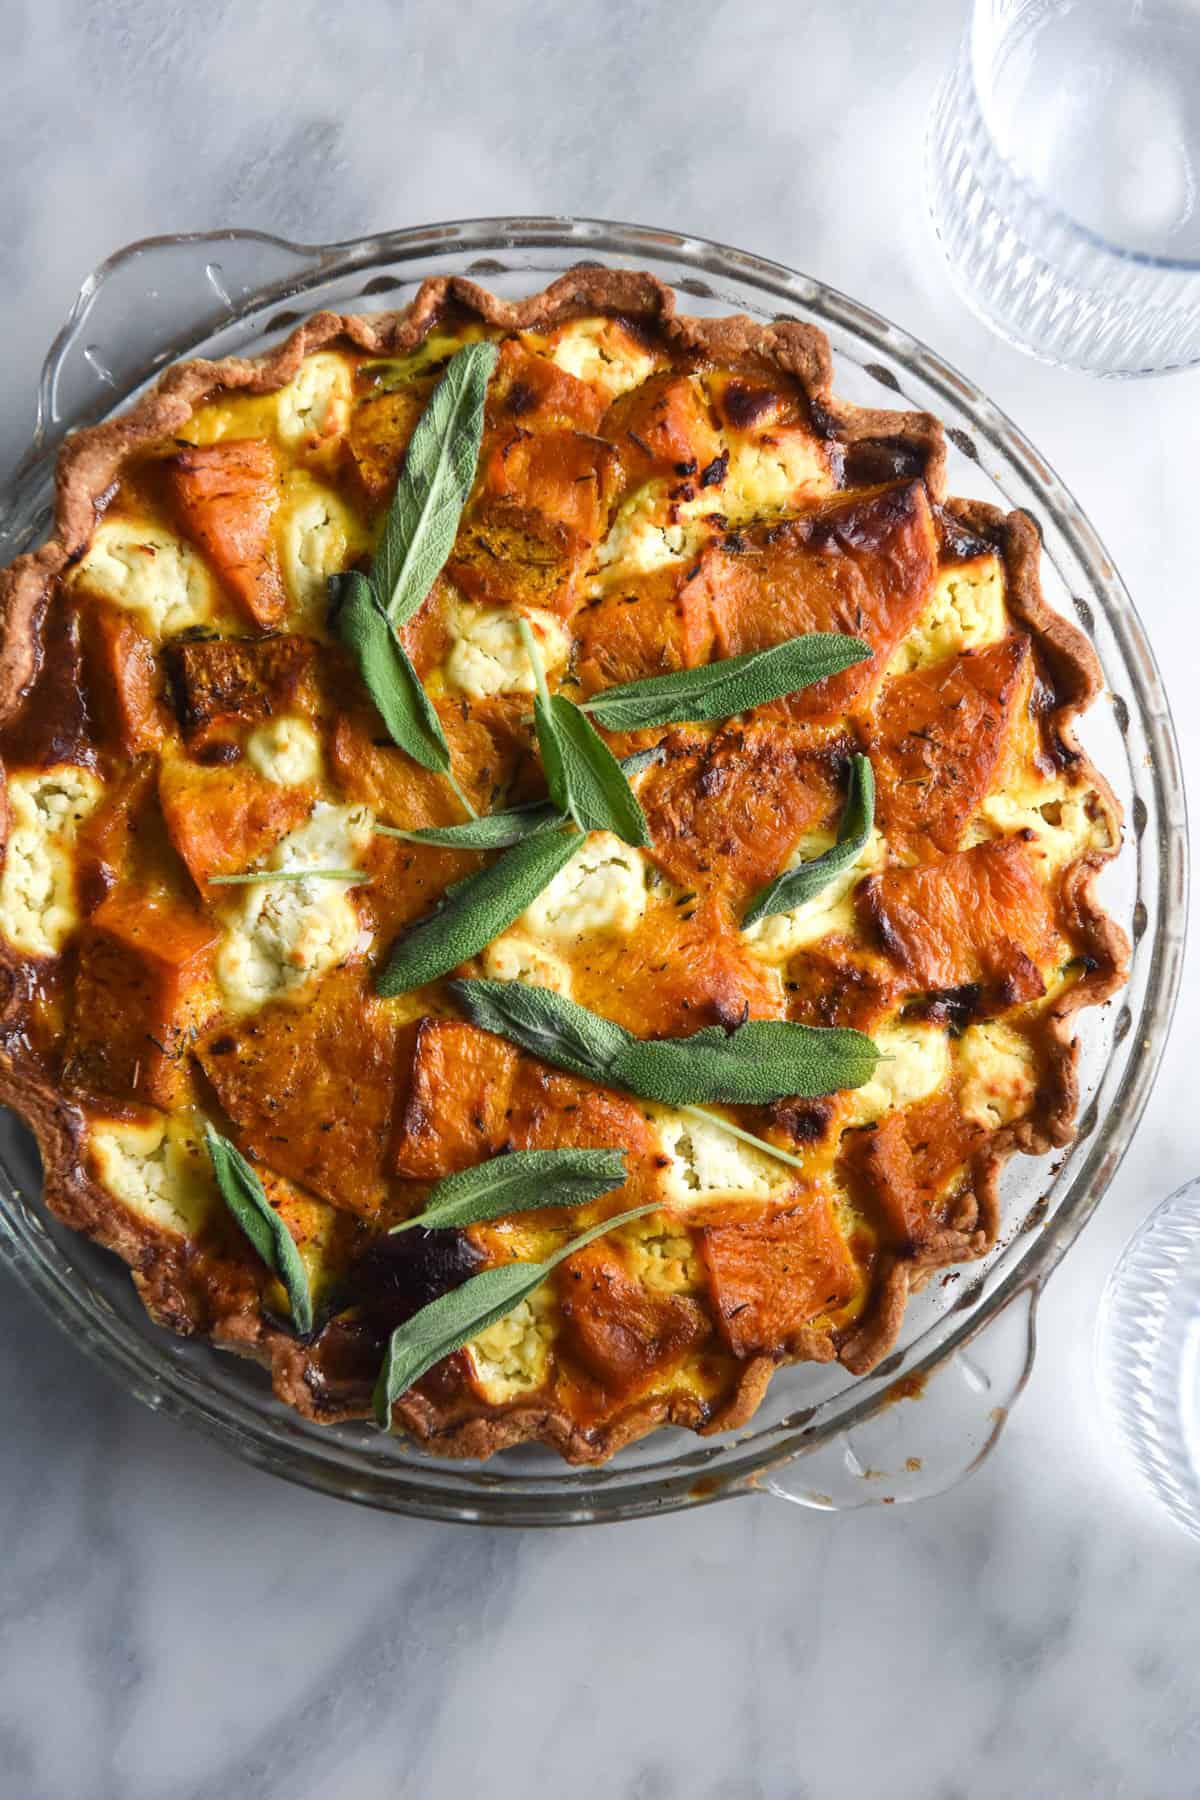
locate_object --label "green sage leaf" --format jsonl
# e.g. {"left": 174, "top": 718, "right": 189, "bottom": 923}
{"left": 332, "top": 570, "right": 451, "bottom": 775}
{"left": 376, "top": 798, "right": 561, "bottom": 852}
{"left": 373, "top": 339, "right": 498, "bottom": 627}
{"left": 204, "top": 1126, "right": 313, "bottom": 1335}
{"left": 542, "top": 694, "right": 651, "bottom": 844}
{"left": 448, "top": 978, "right": 881, "bottom": 1104}
{"left": 373, "top": 1200, "right": 658, "bottom": 1425}
{"left": 743, "top": 753, "right": 875, "bottom": 927}
{"left": 520, "top": 617, "right": 649, "bottom": 847}
{"left": 390, "top": 1147, "right": 628, "bottom": 1234}
{"left": 372, "top": 748, "right": 662, "bottom": 850}
{"left": 581, "top": 632, "right": 872, "bottom": 731}
{"left": 376, "top": 826, "right": 580, "bottom": 996}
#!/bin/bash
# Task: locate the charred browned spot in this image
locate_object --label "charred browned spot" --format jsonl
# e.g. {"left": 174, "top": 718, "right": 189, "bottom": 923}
{"left": 720, "top": 381, "right": 778, "bottom": 431}
{"left": 352, "top": 1228, "right": 485, "bottom": 1334}
{"left": 903, "top": 983, "right": 984, "bottom": 1036}
{"left": 841, "top": 438, "right": 927, "bottom": 488}
{"left": 769, "top": 1098, "right": 836, "bottom": 1145}
{"left": 934, "top": 505, "right": 997, "bottom": 563}
{"left": 165, "top": 633, "right": 321, "bottom": 746}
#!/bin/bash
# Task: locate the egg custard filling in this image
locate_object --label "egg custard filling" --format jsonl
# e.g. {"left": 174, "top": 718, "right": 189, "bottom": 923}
{"left": 0, "top": 271, "right": 1126, "bottom": 1463}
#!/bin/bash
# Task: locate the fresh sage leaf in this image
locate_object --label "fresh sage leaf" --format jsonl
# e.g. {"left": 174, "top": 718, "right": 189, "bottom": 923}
{"left": 519, "top": 617, "right": 650, "bottom": 847}
{"left": 373, "top": 748, "right": 662, "bottom": 851}
{"left": 390, "top": 1147, "right": 628, "bottom": 1234}
{"left": 208, "top": 868, "right": 369, "bottom": 886}
{"left": 743, "top": 753, "right": 876, "bottom": 928}
{"left": 581, "top": 632, "right": 873, "bottom": 731}
{"left": 332, "top": 570, "right": 451, "bottom": 775}
{"left": 376, "top": 798, "right": 561, "bottom": 852}
{"left": 204, "top": 1126, "right": 313, "bottom": 1335}
{"left": 542, "top": 694, "right": 651, "bottom": 844}
{"left": 376, "top": 826, "right": 580, "bottom": 996}
{"left": 373, "top": 1200, "right": 658, "bottom": 1425}
{"left": 373, "top": 339, "right": 498, "bottom": 627}
{"left": 449, "top": 978, "right": 882, "bottom": 1104}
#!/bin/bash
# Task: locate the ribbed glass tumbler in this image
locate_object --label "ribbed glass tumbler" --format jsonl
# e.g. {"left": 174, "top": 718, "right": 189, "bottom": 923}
{"left": 925, "top": 0, "right": 1200, "bottom": 376}
{"left": 1097, "top": 1178, "right": 1200, "bottom": 1540}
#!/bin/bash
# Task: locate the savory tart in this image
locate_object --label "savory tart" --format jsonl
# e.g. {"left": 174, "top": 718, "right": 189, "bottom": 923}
{"left": 0, "top": 269, "right": 1126, "bottom": 1463}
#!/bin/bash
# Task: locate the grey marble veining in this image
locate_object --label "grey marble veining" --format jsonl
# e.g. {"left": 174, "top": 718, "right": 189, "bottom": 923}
{"left": 2, "top": 2, "right": 1199, "bottom": 1795}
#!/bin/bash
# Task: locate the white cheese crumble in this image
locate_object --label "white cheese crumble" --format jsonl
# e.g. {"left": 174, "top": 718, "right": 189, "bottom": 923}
{"left": 967, "top": 784, "right": 1112, "bottom": 871}
{"left": 742, "top": 828, "right": 886, "bottom": 962}
{"left": 70, "top": 520, "right": 213, "bottom": 639}
{"left": 593, "top": 485, "right": 701, "bottom": 584}
{"left": 623, "top": 1219, "right": 703, "bottom": 1296}
{"left": 520, "top": 833, "right": 648, "bottom": 943}
{"left": 216, "top": 802, "right": 374, "bottom": 1013}
{"left": 713, "top": 434, "right": 832, "bottom": 522}
{"left": 845, "top": 1021, "right": 950, "bottom": 1126}
{"left": 464, "top": 1288, "right": 555, "bottom": 1402}
{"left": 275, "top": 352, "right": 353, "bottom": 447}
{"left": 90, "top": 1111, "right": 215, "bottom": 1237}
{"left": 544, "top": 318, "right": 659, "bottom": 400}
{"left": 650, "top": 1105, "right": 795, "bottom": 1207}
{"left": 889, "top": 557, "right": 1008, "bottom": 674}
{"left": 957, "top": 1020, "right": 1037, "bottom": 1129}
{"left": 482, "top": 932, "right": 574, "bottom": 996}
{"left": 244, "top": 716, "right": 322, "bottom": 787}
{"left": 442, "top": 600, "right": 569, "bottom": 699}
{"left": 279, "top": 476, "right": 366, "bottom": 621}
{"left": 0, "top": 766, "right": 103, "bottom": 956}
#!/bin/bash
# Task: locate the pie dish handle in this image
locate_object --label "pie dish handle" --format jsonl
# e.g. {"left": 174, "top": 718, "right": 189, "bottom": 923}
{"left": 757, "top": 1281, "right": 1040, "bottom": 1511}
{"left": 20, "top": 230, "right": 329, "bottom": 471}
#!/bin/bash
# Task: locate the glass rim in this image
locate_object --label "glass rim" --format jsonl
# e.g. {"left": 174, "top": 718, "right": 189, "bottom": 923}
{"left": 0, "top": 215, "right": 1187, "bottom": 1524}
{"left": 968, "top": 4, "right": 1200, "bottom": 276}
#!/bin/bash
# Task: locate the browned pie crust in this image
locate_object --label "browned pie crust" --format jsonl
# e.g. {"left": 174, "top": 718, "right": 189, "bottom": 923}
{"left": 0, "top": 268, "right": 1127, "bottom": 1463}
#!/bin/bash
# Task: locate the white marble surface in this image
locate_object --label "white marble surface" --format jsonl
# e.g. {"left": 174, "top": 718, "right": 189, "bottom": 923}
{"left": 2, "top": 2, "right": 1199, "bottom": 1795}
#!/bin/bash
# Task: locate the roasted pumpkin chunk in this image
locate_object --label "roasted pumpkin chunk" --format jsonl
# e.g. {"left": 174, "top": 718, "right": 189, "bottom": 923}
{"left": 487, "top": 339, "right": 606, "bottom": 434}
{"left": 557, "top": 1240, "right": 710, "bottom": 1390}
{"left": 197, "top": 970, "right": 402, "bottom": 1216}
{"left": 75, "top": 759, "right": 160, "bottom": 908}
{"left": 165, "top": 438, "right": 285, "bottom": 628}
{"left": 602, "top": 372, "right": 720, "bottom": 490}
{"left": 569, "top": 897, "right": 786, "bottom": 1038}
{"left": 157, "top": 752, "right": 314, "bottom": 888}
{"left": 450, "top": 428, "right": 617, "bottom": 615}
{"left": 80, "top": 600, "right": 165, "bottom": 756}
{"left": 639, "top": 722, "right": 849, "bottom": 907}
{"left": 166, "top": 633, "right": 321, "bottom": 747}
{"left": 839, "top": 1091, "right": 986, "bottom": 1248}
{"left": 345, "top": 385, "right": 428, "bottom": 508}
{"left": 504, "top": 1060, "right": 660, "bottom": 1182}
{"left": 698, "top": 482, "right": 939, "bottom": 720}
{"left": 332, "top": 685, "right": 526, "bottom": 815}
{"left": 390, "top": 1019, "right": 520, "bottom": 1179}
{"left": 869, "top": 635, "right": 1033, "bottom": 856}
{"left": 700, "top": 1192, "right": 860, "bottom": 1357}
{"left": 780, "top": 939, "right": 900, "bottom": 1034}
{"left": 859, "top": 837, "right": 1059, "bottom": 1004}
{"left": 390, "top": 1021, "right": 659, "bottom": 1188}
{"left": 65, "top": 889, "right": 218, "bottom": 1108}
{"left": 571, "top": 562, "right": 719, "bottom": 697}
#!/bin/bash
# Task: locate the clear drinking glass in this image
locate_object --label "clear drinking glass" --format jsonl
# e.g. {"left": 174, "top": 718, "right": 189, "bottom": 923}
{"left": 1097, "top": 1178, "right": 1200, "bottom": 1540}
{"left": 926, "top": 0, "right": 1200, "bottom": 375}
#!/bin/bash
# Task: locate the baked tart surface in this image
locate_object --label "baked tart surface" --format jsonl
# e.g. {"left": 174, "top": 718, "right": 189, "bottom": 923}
{"left": 0, "top": 270, "right": 1127, "bottom": 1463}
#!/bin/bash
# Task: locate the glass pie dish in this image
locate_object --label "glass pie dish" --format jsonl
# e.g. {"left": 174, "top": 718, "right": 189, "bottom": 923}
{"left": 0, "top": 218, "right": 1185, "bottom": 1525}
